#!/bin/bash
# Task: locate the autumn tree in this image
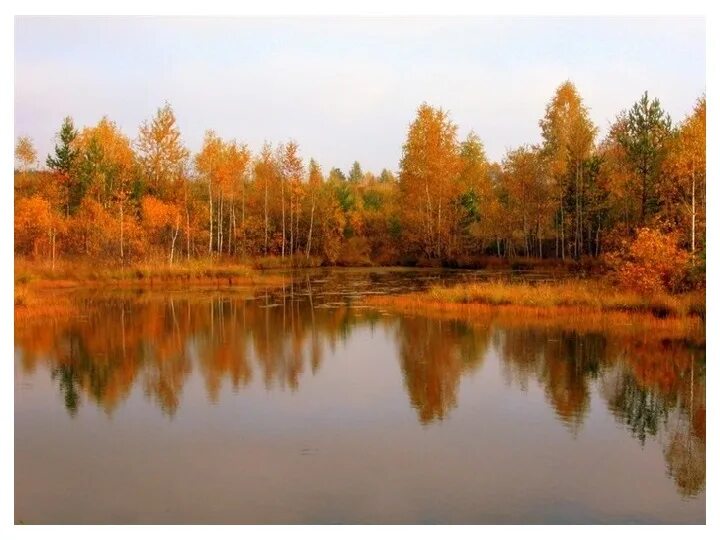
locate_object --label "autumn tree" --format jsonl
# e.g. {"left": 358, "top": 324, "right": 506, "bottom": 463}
{"left": 348, "top": 161, "right": 363, "bottom": 183}
{"left": 278, "top": 141, "right": 304, "bottom": 258}
{"left": 661, "top": 96, "right": 705, "bottom": 256}
{"left": 456, "top": 132, "right": 492, "bottom": 255}
{"left": 226, "top": 141, "right": 251, "bottom": 256}
{"left": 142, "top": 195, "right": 182, "bottom": 263}
{"left": 539, "top": 81, "right": 597, "bottom": 259}
{"left": 15, "top": 195, "right": 64, "bottom": 270}
{"left": 195, "top": 130, "right": 225, "bottom": 256}
{"left": 399, "top": 103, "right": 462, "bottom": 260}
{"left": 500, "top": 146, "right": 551, "bottom": 258}
{"left": 379, "top": 168, "right": 396, "bottom": 184}
{"left": 15, "top": 136, "right": 37, "bottom": 171}
{"left": 136, "top": 103, "right": 189, "bottom": 199}
{"left": 305, "top": 158, "right": 323, "bottom": 258}
{"left": 253, "top": 143, "right": 279, "bottom": 256}
{"left": 15, "top": 196, "right": 52, "bottom": 257}
{"left": 73, "top": 117, "right": 137, "bottom": 262}
{"left": 317, "top": 182, "right": 345, "bottom": 264}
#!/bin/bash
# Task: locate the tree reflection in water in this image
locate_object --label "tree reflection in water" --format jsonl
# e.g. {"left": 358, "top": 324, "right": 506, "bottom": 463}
{"left": 394, "top": 316, "right": 486, "bottom": 424}
{"left": 15, "top": 283, "right": 705, "bottom": 498}
{"left": 497, "top": 328, "right": 603, "bottom": 431}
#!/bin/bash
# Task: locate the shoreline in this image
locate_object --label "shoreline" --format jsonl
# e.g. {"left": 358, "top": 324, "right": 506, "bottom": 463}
{"left": 15, "top": 263, "right": 705, "bottom": 341}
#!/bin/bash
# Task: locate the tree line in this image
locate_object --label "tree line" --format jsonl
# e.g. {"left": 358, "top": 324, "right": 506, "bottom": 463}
{"left": 14, "top": 81, "right": 706, "bottom": 274}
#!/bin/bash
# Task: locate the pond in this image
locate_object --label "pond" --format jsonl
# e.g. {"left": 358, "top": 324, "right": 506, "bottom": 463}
{"left": 14, "top": 268, "right": 705, "bottom": 524}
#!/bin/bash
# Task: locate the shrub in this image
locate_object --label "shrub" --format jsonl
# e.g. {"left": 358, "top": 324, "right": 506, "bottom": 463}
{"left": 606, "top": 228, "right": 690, "bottom": 295}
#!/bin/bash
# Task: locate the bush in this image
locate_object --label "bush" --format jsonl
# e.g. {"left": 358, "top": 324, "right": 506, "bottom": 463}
{"left": 605, "top": 228, "right": 690, "bottom": 295}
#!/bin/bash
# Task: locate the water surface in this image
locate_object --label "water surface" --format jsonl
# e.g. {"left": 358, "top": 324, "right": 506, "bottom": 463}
{"left": 15, "top": 268, "right": 705, "bottom": 524}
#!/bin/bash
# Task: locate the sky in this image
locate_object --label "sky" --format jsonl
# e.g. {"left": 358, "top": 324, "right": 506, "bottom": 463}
{"left": 14, "top": 16, "right": 705, "bottom": 173}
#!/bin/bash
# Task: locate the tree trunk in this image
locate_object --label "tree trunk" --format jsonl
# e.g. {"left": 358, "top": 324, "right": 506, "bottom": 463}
{"left": 306, "top": 191, "right": 316, "bottom": 258}
{"left": 437, "top": 204, "right": 442, "bottom": 259}
{"left": 119, "top": 200, "right": 124, "bottom": 264}
{"left": 169, "top": 216, "right": 180, "bottom": 264}
{"left": 289, "top": 187, "right": 294, "bottom": 257}
{"left": 560, "top": 198, "right": 565, "bottom": 260}
{"left": 296, "top": 190, "right": 301, "bottom": 256}
{"left": 242, "top": 182, "right": 246, "bottom": 257}
{"left": 186, "top": 198, "right": 190, "bottom": 261}
{"left": 577, "top": 160, "right": 583, "bottom": 258}
{"left": 208, "top": 182, "right": 213, "bottom": 256}
{"left": 425, "top": 179, "right": 432, "bottom": 257}
{"left": 230, "top": 202, "right": 235, "bottom": 256}
{"left": 641, "top": 171, "right": 648, "bottom": 226}
{"left": 691, "top": 169, "right": 696, "bottom": 254}
{"left": 228, "top": 200, "right": 233, "bottom": 256}
{"left": 281, "top": 176, "right": 285, "bottom": 259}
{"left": 538, "top": 224, "right": 543, "bottom": 259}
{"left": 264, "top": 175, "right": 269, "bottom": 256}
{"left": 51, "top": 227, "right": 56, "bottom": 271}
{"left": 218, "top": 194, "right": 223, "bottom": 256}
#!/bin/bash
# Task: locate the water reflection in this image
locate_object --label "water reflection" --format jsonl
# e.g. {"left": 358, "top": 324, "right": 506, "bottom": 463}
{"left": 395, "top": 316, "right": 486, "bottom": 424}
{"left": 15, "top": 273, "right": 705, "bottom": 499}
{"left": 498, "top": 329, "right": 603, "bottom": 430}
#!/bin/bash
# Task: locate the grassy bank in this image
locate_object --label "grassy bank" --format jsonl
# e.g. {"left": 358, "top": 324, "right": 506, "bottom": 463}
{"left": 15, "top": 259, "right": 286, "bottom": 284}
{"left": 14, "top": 257, "right": 288, "bottom": 292}
{"left": 366, "top": 280, "right": 705, "bottom": 344}
{"left": 14, "top": 258, "right": 291, "bottom": 323}
{"left": 368, "top": 279, "right": 705, "bottom": 320}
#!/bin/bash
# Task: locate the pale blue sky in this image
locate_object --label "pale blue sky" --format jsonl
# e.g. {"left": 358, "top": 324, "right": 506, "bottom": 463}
{"left": 15, "top": 17, "right": 705, "bottom": 173}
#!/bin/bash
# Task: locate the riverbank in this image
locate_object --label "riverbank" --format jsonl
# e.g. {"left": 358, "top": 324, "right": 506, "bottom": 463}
{"left": 11, "top": 255, "right": 577, "bottom": 299}
{"left": 15, "top": 260, "right": 705, "bottom": 338}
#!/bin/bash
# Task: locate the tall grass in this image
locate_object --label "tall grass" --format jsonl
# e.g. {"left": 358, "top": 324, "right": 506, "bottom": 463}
{"left": 369, "top": 297, "right": 704, "bottom": 343}
{"left": 14, "top": 257, "right": 286, "bottom": 288}
{"left": 424, "top": 279, "right": 704, "bottom": 318}
{"left": 369, "top": 279, "right": 705, "bottom": 320}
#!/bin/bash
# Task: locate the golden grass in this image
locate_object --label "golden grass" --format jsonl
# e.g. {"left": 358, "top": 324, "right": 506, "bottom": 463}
{"left": 14, "top": 257, "right": 287, "bottom": 289}
{"left": 420, "top": 279, "right": 704, "bottom": 318}
{"left": 367, "top": 279, "right": 705, "bottom": 343}
{"left": 14, "top": 258, "right": 290, "bottom": 325}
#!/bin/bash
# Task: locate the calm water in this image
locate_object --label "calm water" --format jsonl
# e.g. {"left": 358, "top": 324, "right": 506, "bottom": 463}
{"left": 15, "top": 268, "right": 705, "bottom": 524}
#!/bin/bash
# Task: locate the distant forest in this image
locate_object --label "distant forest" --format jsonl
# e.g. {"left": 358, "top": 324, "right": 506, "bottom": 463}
{"left": 14, "top": 81, "right": 705, "bottom": 280}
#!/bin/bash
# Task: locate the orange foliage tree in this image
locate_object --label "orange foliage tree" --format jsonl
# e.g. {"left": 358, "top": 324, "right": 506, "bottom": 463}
{"left": 399, "top": 103, "right": 462, "bottom": 260}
